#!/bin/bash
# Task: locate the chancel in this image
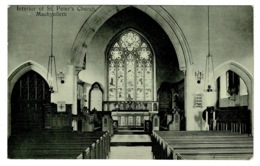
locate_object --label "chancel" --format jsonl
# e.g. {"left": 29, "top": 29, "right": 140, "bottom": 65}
{"left": 8, "top": 5, "right": 253, "bottom": 160}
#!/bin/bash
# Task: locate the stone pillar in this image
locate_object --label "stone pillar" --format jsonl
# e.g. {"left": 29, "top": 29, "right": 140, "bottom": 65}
{"left": 72, "top": 74, "right": 78, "bottom": 131}
{"left": 184, "top": 68, "right": 195, "bottom": 131}
{"left": 73, "top": 74, "right": 78, "bottom": 115}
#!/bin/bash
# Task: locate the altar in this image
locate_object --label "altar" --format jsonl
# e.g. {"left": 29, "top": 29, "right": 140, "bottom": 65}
{"left": 112, "top": 110, "right": 150, "bottom": 128}
{"left": 103, "top": 101, "right": 159, "bottom": 129}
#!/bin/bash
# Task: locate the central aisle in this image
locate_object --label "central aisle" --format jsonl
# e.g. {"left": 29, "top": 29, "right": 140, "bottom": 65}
{"left": 108, "top": 133, "right": 154, "bottom": 159}
{"left": 108, "top": 146, "right": 153, "bottom": 159}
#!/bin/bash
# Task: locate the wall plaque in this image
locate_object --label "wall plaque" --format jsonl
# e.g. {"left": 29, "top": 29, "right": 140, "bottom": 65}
{"left": 193, "top": 93, "right": 203, "bottom": 108}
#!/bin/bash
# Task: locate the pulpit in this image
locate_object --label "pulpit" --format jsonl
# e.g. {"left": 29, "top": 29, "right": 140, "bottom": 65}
{"left": 44, "top": 103, "right": 72, "bottom": 131}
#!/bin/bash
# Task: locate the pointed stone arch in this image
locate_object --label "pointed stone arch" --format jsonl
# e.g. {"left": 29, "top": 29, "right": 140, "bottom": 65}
{"left": 214, "top": 61, "right": 253, "bottom": 134}
{"left": 214, "top": 61, "right": 253, "bottom": 103}
{"left": 8, "top": 61, "right": 49, "bottom": 136}
{"left": 8, "top": 60, "right": 49, "bottom": 94}
{"left": 70, "top": 5, "right": 192, "bottom": 72}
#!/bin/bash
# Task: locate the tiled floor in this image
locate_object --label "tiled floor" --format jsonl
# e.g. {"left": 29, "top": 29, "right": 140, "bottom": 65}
{"left": 108, "top": 134, "right": 154, "bottom": 159}
{"left": 108, "top": 146, "right": 154, "bottom": 159}
{"left": 111, "top": 134, "right": 152, "bottom": 143}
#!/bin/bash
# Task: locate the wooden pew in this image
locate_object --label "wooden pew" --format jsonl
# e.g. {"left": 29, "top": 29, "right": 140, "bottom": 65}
{"left": 166, "top": 140, "right": 253, "bottom": 160}
{"left": 151, "top": 131, "right": 253, "bottom": 160}
{"left": 153, "top": 131, "right": 253, "bottom": 159}
{"left": 8, "top": 131, "right": 110, "bottom": 159}
{"left": 9, "top": 142, "right": 98, "bottom": 159}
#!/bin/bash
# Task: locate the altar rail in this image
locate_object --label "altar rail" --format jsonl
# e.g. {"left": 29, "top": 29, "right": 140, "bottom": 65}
{"left": 103, "top": 101, "right": 159, "bottom": 112}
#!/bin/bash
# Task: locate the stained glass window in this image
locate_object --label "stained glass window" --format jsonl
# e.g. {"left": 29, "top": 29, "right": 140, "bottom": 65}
{"left": 108, "top": 30, "right": 154, "bottom": 101}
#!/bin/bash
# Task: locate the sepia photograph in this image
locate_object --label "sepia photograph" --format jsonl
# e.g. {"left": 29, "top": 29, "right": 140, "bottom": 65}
{"left": 6, "top": 2, "right": 255, "bottom": 161}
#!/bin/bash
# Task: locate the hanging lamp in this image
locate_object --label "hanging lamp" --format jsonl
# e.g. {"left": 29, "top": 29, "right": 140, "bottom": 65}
{"left": 47, "top": 6, "right": 58, "bottom": 93}
{"left": 204, "top": 6, "right": 216, "bottom": 92}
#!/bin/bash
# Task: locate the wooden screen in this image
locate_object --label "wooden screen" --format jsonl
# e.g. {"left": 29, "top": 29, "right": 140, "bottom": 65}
{"left": 11, "top": 71, "right": 50, "bottom": 134}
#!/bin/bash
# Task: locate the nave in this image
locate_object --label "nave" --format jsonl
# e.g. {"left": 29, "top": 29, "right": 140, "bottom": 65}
{"left": 8, "top": 128, "right": 253, "bottom": 160}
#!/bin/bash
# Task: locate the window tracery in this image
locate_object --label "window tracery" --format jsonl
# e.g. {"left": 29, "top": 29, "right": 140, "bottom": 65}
{"left": 108, "top": 30, "right": 154, "bottom": 101}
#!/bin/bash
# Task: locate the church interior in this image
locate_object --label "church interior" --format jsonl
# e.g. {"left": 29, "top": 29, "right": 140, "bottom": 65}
{"left": 8, "top": 5, "right": 253, "bottom": 160}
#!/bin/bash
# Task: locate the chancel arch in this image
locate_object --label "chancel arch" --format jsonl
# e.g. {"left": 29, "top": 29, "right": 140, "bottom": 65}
{"left": 70, "top": 5, "right": 192, "bottom": 72}
{"left": 76, "top": 6, "right": 186, "bottom": 130}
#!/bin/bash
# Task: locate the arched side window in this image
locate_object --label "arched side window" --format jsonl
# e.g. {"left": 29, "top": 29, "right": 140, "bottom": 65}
{"left": 107, "top": 30, "right": 154, "bottom": 101}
